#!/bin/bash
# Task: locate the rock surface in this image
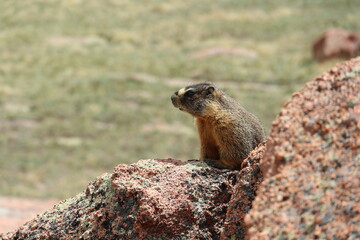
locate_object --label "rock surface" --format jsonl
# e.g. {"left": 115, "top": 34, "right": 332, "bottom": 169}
{"left": 1, "top": 159, "right": 241, "bottom": 240}
{"left": 312, "top": 29, "right": 360, "bottom": 62}
{"left": 247, "top": 57, "right": 360, "bottom": 239}
{"left": 221, "top": 141, "right": 267, "bottom": 239}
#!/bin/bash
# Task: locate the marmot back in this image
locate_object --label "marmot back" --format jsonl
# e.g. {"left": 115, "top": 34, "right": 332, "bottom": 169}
{"left": 171, "top": 82, "right": 265, "bottom": 170}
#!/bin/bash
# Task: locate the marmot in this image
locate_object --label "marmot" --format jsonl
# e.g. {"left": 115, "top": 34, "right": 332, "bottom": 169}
{"left": 171, "top": 82, "right": 265, "bottom": 170}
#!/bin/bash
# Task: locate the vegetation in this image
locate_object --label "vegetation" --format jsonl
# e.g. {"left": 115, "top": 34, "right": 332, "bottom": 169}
{"left": 1, "top": 0, "right": 359, "bottom": 198}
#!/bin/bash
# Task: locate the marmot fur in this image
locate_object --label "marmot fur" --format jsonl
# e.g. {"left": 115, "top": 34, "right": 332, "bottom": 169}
{"left": 171, "top": 82, "right": 265, "bottom": 170}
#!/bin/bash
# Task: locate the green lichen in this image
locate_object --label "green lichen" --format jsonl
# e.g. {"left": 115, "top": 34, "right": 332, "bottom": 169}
{"left": 347, "top": 99, "right": 357, "bottom": 108}
{"left": 135, "top": 159, "right": 173, "bottom": 173}
{"left": 184, "top": 161, "right": 213, "bottom": 171}
{"left": 352, "top": 66, "right": 360, "bottom": 73}
{"left": 355, "top": 154, "right": 360, "bottom": 162}
{"left": 345, "top": 71, "right": 356, "bottom": 79}
{"left": 130, "top": 174, "right": 153, "bottom": 187}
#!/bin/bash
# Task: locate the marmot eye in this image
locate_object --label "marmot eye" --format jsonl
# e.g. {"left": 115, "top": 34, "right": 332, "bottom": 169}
{"left": 184, "top": 90, "right": 195, "bottom": 98}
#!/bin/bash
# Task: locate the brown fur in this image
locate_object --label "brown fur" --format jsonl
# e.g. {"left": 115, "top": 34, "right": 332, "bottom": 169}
{"left": 171, "top": 82, "right": 265, "bottom": 170}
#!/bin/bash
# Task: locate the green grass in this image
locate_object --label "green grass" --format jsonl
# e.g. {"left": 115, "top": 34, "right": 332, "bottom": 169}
{"left": 1, "top": 0, "right": 359, "bottom": 198}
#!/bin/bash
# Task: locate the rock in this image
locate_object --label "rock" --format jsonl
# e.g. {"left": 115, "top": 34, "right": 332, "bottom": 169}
{"left": 246, "top": 57, "right": 360, "bottom": 239}
{"left": 221, "top": 141, "right": 267, "bottom": 239}
{"left": 312, "top": 29, "right": 360, "bottom": 62}
{"left": 1, "top": 159, "right": 239, "bottom": 240}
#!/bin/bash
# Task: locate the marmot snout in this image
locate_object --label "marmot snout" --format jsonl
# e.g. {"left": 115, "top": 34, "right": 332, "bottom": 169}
{"left": 171, "top": 82, "right": 266, "bottom": 170}
{"left": 171, "top": 83, "right": 216, "bottom": 116}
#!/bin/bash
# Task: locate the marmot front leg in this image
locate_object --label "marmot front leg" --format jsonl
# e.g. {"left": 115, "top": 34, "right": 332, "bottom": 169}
{"left": 196, "top": 118, "right": 220, "bottom": 161}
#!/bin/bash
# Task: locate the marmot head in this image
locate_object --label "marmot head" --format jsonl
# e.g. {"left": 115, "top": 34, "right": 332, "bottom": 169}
{"left": 171, "top": 82, "right": 221, "bottom": 118}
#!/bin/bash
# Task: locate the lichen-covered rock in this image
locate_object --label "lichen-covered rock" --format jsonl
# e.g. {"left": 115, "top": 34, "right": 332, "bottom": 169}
{"left": 246, "top": 57, "right": 360, "bottom": 239}
{"left": 1, "top": 159, "right": 239, "bottom": 240}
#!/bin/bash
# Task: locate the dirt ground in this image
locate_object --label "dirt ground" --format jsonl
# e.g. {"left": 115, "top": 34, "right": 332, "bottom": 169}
{"left": 0, "top": 197, "right": 58, "bottom": 234}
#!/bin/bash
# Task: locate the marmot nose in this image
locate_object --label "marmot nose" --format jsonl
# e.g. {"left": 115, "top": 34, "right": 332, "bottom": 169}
{"left": 171, "top": 93, "right": 179, "bottom": 107}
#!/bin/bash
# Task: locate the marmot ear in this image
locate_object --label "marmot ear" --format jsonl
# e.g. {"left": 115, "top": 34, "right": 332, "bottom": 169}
{"left": 206, "top": 86, "right": 215, "bottom": 95}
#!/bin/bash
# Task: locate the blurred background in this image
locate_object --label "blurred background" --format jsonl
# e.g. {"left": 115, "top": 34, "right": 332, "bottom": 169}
{"left": 0, "top": 0, "right": 359, "bottom": 204}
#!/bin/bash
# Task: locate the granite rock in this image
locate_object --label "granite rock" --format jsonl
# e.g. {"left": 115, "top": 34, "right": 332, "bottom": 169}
{"left": 1, "top": 159, "right": 239, "bottom": 240}
{"left": 246, "top": 57, "right": 360, "bottom": 239}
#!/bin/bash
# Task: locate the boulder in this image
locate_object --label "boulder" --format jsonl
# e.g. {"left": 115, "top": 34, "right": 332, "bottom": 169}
{"left": 221, "top": 141, "right": 266, "bottom": 239}
{"left": 1, "top": 159, "right": 241, "bottom": 239}
{"left": 246, "top": 57, "right": 360, "bottom": 239}
{"left": 312, "top": 29, "right": 360, "bottom": 62}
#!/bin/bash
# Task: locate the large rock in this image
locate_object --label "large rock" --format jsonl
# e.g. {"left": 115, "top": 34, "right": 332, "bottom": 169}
{"left": 246, "top": 58, "right": 360, "bottom": 239}
{"left": 221, "top": 141, "right": 266, "bottom": 239}
{"left": 312, "top": 29, "right": 360, "bottom": 62}
{"left": 1, "top": 159, "right": 241, "bottom": 239}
